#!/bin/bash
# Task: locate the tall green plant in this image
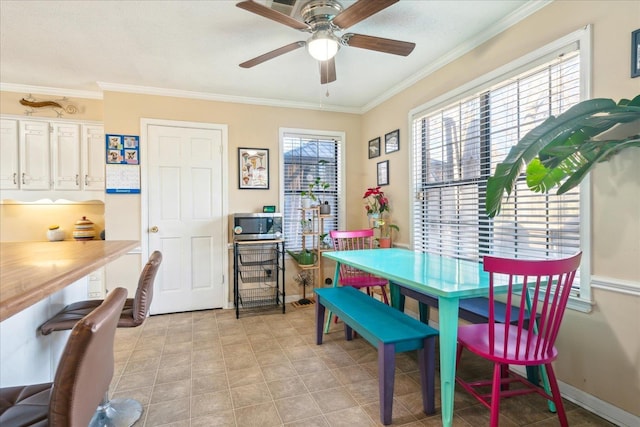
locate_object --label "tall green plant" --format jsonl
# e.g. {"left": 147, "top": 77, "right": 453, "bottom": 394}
{"left": 486, "top": 96, "right": 640, "bottom": 217}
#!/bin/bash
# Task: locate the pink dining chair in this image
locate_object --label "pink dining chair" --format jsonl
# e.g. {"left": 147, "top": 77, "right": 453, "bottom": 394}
{"left": 325, "top": 229, "right": 390, "bottom": 331}
{"left": 455, "top": 252, "right": 582, "bottom": 427}
{"left": 330, "top": 229, "right": 390, "bottom": 303}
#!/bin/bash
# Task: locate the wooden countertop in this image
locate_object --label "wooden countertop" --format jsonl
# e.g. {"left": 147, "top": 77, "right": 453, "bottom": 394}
{"left": 0, "top": 240, "right": 139, "bottom": 322}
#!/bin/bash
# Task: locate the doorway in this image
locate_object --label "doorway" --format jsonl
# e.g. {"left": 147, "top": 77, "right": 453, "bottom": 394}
{"left": 141, "top": 119, "right": 228, "bottom": 314}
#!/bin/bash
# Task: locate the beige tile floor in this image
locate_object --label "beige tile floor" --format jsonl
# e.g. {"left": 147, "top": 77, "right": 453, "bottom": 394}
{"left": 110, "top": 304, "right": 616, "bottom": 426}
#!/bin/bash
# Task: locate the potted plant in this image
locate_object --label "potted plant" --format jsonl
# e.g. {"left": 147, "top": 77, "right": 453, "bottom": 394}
{"left": 301, "top": 160, "right": 332, "bottom": 213}
{"left": 486, "top": 96, "right": 640, "bottom": 217}
{"left": 319, "top": 233, "right": 331, "bottom": 249}
{"left": 376, "top": 220, "right": 399, "bottom": 248}
{"left": 363, "top": 186, "right": 390, "bottom": 219}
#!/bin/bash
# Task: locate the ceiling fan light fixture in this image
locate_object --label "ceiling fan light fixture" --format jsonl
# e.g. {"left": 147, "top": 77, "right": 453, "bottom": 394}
{"left": 307, "top": 30, "right": 340, "bottom": 61}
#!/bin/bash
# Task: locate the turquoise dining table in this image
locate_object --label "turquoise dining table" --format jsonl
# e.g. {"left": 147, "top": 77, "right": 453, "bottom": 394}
{"left": 322, "top": 248, "right": 496, "bottom": 427}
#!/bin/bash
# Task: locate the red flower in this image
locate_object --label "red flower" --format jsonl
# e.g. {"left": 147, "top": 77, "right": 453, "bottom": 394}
{"left": 363, "top": 187, "right": 389, "bottom": 214}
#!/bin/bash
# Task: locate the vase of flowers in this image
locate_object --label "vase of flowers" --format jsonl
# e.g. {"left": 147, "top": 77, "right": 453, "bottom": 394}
{"left": 363, "top": 186, "right": 389, "bottom": 218}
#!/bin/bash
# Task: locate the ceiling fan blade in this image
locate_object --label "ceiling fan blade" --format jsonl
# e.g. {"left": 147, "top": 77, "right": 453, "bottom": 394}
{"left": 236, "top": 0, "right": 310, "bottom": 31}
{"left": 343, "top": 33, "right": 415, "bottom": 56}
{"left": 240, "top": 41, "right": 305, "bottom": 68}
{"left": 332, "top": 0, "right": 399, "bottom": 30}
{"left": 320, "top": 58, "right": 336, "bottom": 84}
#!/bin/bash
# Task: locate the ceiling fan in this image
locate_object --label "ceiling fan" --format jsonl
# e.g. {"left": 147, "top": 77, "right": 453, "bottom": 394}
{"left": 237, "top": 0, "right": 416, "bottom": 84}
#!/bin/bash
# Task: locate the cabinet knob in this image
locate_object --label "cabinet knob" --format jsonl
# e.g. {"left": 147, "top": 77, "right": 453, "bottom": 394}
{"left": 75, "top": 174, "right": 79, "bottom": 186}
{"left": 85, "top": 175, "right": 89, "bottom": 186}
{"left": 21, "top": 173, "right": 25, "bottom": 184}
{"left": 150, "top": 226, "right": 159, "bottom": 233}
{"left": 13, "top": 173, "right": 17, "bottom": 185}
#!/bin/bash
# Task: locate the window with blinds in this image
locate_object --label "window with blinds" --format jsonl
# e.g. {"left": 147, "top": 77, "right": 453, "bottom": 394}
{"left": 411, "top": 47, "right": 584, "bottom": 272}
{"left": 282, "top": 132, "right": 341, "bottom": 251}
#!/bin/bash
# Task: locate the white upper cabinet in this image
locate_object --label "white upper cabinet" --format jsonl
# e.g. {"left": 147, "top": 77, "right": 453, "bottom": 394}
{"left": 19, "top": 120, "right": 51, "bottom": 190}
{"left": 0, "top": 119, "right": 19, "bottom": 190}
{"left": 82, "top": 125, "right": 105, "bottom": 191}
{"left": 0, "top": 117, "right": 105, "bottom": 196}
{"left": 52, "top": 122, "right": 81, "bottom": 190}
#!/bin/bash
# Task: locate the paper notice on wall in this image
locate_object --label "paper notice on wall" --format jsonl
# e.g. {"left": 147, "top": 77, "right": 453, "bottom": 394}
{"left": 106, "top": 164, "right": 140, "bottom": 194}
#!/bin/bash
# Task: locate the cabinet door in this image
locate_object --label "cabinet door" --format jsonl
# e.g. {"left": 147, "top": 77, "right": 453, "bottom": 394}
{"left": 52, "top": 122, "right": 81, "bottom": 190}
{"left": 82, "top": 125, "right": 105, "bottom": 190}
{"left": 19, "top": 121, "right": 50, "bottom": 190}
{"left": 0, "top": 119, "right": 19, "bottom": 190}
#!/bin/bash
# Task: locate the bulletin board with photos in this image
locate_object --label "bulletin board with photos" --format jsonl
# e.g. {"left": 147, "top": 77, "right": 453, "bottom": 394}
{"left": 105, "top": 134, "right": 141, "bottom": 194}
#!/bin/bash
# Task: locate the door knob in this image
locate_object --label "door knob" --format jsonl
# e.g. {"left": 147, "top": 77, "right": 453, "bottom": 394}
{"left": 150, "top": 226, "right": 159, "bottom": 233}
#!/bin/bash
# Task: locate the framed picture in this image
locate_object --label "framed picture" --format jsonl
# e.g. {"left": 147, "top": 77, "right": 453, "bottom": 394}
{"left": 368, "top": 137, "right": 381, "bottom": 159}
{"left": 377, "top": 160, "right": 389, "bottom": 186}
{"left": 238, "top": 147, "right": 269, "bottom": 189}
{"left": 632, "top": 29, "right": 640, "bottom": 78}
{"left": 385, "top": 129, "right": 400, "bottom": 154}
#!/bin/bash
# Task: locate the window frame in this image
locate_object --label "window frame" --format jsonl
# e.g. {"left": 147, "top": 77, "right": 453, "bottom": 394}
{"left": 279, "top": 127, "right": 346, "bottom": 251}
{"left": 408, "top": 26, "right": 592, "bottom": 312}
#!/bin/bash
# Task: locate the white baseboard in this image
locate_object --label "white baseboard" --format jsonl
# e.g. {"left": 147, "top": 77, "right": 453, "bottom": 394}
{"left": 508, "top": 365, "right": 639, "bottom": 427}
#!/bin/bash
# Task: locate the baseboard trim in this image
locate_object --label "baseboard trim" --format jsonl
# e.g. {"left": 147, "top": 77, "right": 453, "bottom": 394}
{"left": 508, "top": 365, "right": 639, "bottom": 427}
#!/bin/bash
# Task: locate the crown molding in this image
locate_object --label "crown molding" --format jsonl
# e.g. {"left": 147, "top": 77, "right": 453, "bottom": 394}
{"left": 362, "top": 0, "right": 553, "bottom": 112}
{"left": 96, "top": 82, "right": 363, "bottom": 114}
{"left": 0, "top": 82, "right": 103, "bottom": 100}
{"left": 1, "top": 0, "right": 551, "bottom": 115}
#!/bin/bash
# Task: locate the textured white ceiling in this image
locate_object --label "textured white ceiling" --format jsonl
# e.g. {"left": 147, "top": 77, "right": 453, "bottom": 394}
{"left": 0, "top": 0, "right": 547, "bottom": 112}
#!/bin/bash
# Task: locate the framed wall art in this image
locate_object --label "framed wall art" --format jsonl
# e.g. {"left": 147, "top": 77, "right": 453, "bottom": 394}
{"left": 632, "top": 28, "right": 640, "bottom": 78}
{"left": 368, "top": 137, "right": 381, "bottom": 159}
{"left": 385, "top": 129, "right": 399, "bottom": 154}
{"left": 238, "top": 147, "right": 269, "bottom": 189}
{"left": 377, "top": 160, "right": 389, "bottom": 186}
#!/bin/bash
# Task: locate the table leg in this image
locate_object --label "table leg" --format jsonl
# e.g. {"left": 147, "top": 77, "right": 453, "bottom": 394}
{"left": 437, "top": 297, "right": 459, "bottom": 427}
{"left": 390, "top": 282, "right": 403, "bottom": 311}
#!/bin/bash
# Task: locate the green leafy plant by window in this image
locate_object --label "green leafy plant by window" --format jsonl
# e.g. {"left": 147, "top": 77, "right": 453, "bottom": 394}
{"left": 486, "top": 96, "right": 640, "bottom": 217}
{"left": 301, "top": 160, "right": 331, "bottom": 204}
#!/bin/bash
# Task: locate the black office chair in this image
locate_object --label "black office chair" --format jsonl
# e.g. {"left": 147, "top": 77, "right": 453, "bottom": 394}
{"left": 0, "top": 287, "right": 127, "bottom": 427}
{"left": 39, "top": 251, "right": 162, "bottom": 426}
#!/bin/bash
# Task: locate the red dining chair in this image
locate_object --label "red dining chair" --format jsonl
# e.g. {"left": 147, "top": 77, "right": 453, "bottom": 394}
{"left": 455, "top": 252, "right": 582, "bottom": 427}
{"left": 325, "top": 229, "right": 390, "bottom": 331}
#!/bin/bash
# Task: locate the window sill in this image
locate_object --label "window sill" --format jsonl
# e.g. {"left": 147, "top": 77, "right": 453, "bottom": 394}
{"left": 566, "top": 296, "right": 593, "bottom": 313}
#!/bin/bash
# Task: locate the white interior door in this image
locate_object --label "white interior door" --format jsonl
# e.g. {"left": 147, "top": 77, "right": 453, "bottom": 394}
{"left": 146, "top": 122, "right": 227, "bottom": 314}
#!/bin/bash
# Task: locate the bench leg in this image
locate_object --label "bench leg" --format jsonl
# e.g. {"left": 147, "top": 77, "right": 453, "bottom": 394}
{"left": 378, "top": 342, "right": 395, "bottom": 425}
{"left": 418, "top": 336, "right": 436, "bottom": 415}
{"left": 315, "top": 300, "right": 325, "bottom": 345}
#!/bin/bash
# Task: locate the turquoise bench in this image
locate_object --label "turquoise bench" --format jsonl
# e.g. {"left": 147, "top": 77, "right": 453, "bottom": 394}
{"left": 314, "top": 286, "right": 439, "bottom": 425}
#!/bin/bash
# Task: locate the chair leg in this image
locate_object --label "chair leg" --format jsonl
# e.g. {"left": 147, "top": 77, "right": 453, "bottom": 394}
{"left": 380, "top": 286, "right": 389, "bottom": 305}
{"left": 89, "top": 392, "right": 143, "bottom": 427}
{"left": 490, "top": 364, "right": 502, "bottom": 427}
{"left": 500, "top": 363, "right": 509, "bottom": 391}
{"left": 544, "top": 363, "right": 568, "bottom": 427}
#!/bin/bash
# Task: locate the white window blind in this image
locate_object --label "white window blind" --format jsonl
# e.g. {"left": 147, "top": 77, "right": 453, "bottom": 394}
{"left": 411, "top": 51, "right": 582, "bottom": 267}
{"left": 283, "top": 132, "right": 341, "bottom": 251}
